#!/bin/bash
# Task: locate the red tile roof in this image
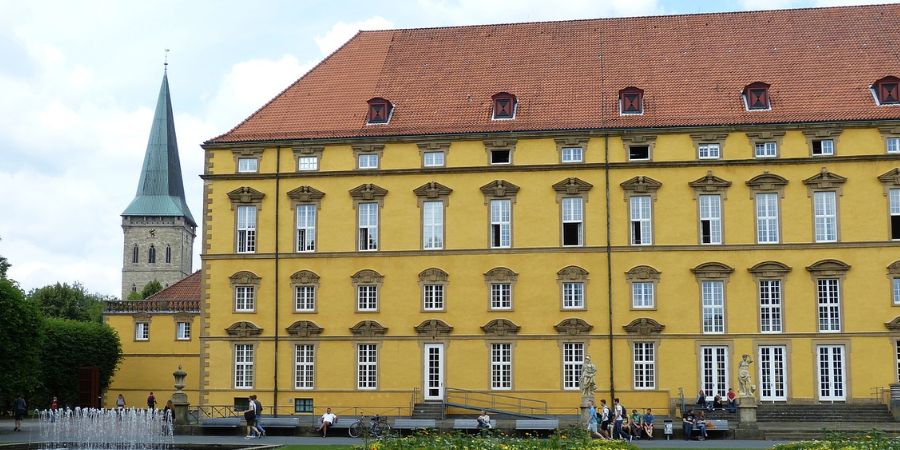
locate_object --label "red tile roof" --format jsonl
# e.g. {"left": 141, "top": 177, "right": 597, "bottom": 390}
{"left": 145, "top": 271, "right": 201, "bottom": 302}
{"left": 209, "top": 4, "right": 900, "bottom": 144}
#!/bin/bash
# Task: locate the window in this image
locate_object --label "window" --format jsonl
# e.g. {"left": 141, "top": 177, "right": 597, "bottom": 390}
{"left": 358, "top": 202, "right": 378, "bottom": 251}
{"left": 698, "top": 143, "right": 720, "bottom": 160}
{"left": 491, "top": 92, "right": 516, "bottom": 119}
{"left": 490, "top": 149, "right": 511, "bottom": 164}
{"left": 357, "top": 285, "right": 378, "bottom": 311}
{"left": 358, "top": 153, "right": 379, "bottom": 169}
{"left": 562, "top": 343, "right": 584, "bottom": 390}
{"left": 165, "top": 245, "right": 171, "bottom": 263}
{"left": 894, "top": 277, "right": 900, "bottom": 305}
{"left": 294, "top": 398, "right": 313, "bottom": 413}
{"left": 874, "top": 76, "right": 900, "bottom": 105}
{"left": 756, "top": 193, "right": 780, "bottom": 244}
{"left": 132, "top": 245, "right": 138, "bottom": 264}
{"left": 897, "top": 341, "right": 900, "bottom": 382}
{"left": 700, "top": 346, "right": 729, "bottom": 398}
{"left": 562, "top": 282, "right": 584, "bottom": 309}
{"left": 759, "top": 346, "right": 787, "bottom": 401}
{"left": 813, "top": 191, "right": 838, "bottom": 242}
{"left": 561, "top": 197, "right": 584, "bottom": 246}
{"left": 295, "top": 344, "right": 315, "bottom": 389}
{"left": 423, "top": 151, "right": 445, "bottom": 167}
{"left": 490, "top": 343, "right": 512, "bottom": 390}
{"left": 632, "top": 282, "right": 655, "bottom": 309}
{"left": 888, "top": 137, "right": 900, "bottom": 154}
{"left": 759, "top": 279, "right": 783, "bottom": 333}
{"left": 135, "top": 322, "right": 149, "bottom": 341}
{"left": 357, "top": 344, "right": 377, "bottom": 389}
{"left": 629, "top": 195, "right": 652, "bottom": 245}
{"left": 890, "top": 189, "right": 900, "bottom": 240}
{"left": 422, "top": 201, "right": 444, "bottom": 250}
{"left": 176, "top": 322, "right": 191, "bottom": 340}
{"left": 490, "top": 199, "right": 511, "bottom": 248}
{"left": 811, "top": 139, "right": 834, "bottom": 156}
{"left": 701, "top": 280, "right": 725, "bottom": 334}
{"left": 234, "top": 344, "right": 254, "bottom": 389}
{"left": 295, "top": 285, "right": 316, "bottom": 312}
{"left": 367, "top": 98, "right": 392, "bottom": 124}
{"left": 148, "top": 245, "right": 156, "bottom": 264}
{"left": 633, "top": 342, "right": 656, "bottom": 389}
{"left": 755, "top": 142, "right": 777, "bottom": 158}
{"left": 423, "top": 284, "right": 444, "bottom": 311}
{"left": 699, "top": 194, "right": 722, "bottom": 245}
{"left": 298, "top": 156, "right": 318, "bottom": 171}
{"left": 628, "top": 145, "right": 650, "bottom": 161}
{"left": 235, "top": 285, "right": 255, "bottom": 312}
{"left": 296, "top": 204, "right": 316, "bottom": 252}
{"left": 619, "top": 87, "right": 644, "bottom": 115}
{"left": 490, "top": 283, "right": 512, "bottom": 310}
{"left": 817, "top": 278, "right": 841, "bottom": 332}
{"left": 561, "top": 147, "right": 583, "bottom": 163}
{"left": 131, "top": 283, "right": 137, "bottom": 293}
{"left": 744, "top": 82, "right": 771, "bottom": 110}
{"left": 237, "top": 158, "right": 258, "bottom": 173}
{"left": 236, "top": 205, "right": 257, "bottom": 253}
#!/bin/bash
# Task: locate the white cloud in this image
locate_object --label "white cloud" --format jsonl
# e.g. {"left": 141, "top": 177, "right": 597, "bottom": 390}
{"left": 415, "top": 0, "right": 662, "bottom": 24}
{"left": 314, "top": 16, "right": 395, "bottom": 56}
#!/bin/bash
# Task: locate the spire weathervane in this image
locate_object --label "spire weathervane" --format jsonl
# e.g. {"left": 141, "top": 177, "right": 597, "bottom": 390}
{"left": 164, "top": 48, "right": 170, "bottom": 71}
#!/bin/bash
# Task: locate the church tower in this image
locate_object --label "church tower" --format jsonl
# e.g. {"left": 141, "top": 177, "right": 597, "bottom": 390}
{"left": 121, "top": 68, "right": 196, "bottom": 299}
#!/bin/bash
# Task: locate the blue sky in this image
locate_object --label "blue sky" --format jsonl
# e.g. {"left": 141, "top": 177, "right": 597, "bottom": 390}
{"left": 0, "top": 0, "right": 895, "bottom": 296}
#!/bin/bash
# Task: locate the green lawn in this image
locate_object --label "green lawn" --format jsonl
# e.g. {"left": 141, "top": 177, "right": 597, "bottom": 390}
{"left": 278, "top": 446, "right": 355, "bottom": 450}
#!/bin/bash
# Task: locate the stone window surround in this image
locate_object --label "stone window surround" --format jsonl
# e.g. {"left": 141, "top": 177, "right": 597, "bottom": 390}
{"left": 690, "top": 132, "right": 729, "bottom": 160}
{"left": 879, "top": 125, "right": 900, "bottom": 153}
{"left": 554, "top": 136, "right": 589, "bottom": 164}
{"left": 745, "top": 129, "right": 786, "bottom": 158}
{"left": 749, "top": 261, "right": 792, "bottom": 333}
{"left": 484, "top": 267, "right": 518, "bottom": 311}
{"left": 351, "top": 269, "right": 384, "bottom": 313}
{"left": 621, "top": 133, "right": 656, "bottom": 161}
{"left": 806, "top": 260, "right": 850, "bottom": 333}
{"left": 557, "top": 265, "right": 589, "bottom": 311}
{"left": 888, "top": 261, "right": 900, "bottom": 306}
{"left": 626, "top": 265, "right": 662, "bottom": 310}
{"left": 232, "top": 342, "right": 257, "bottom": 390}
{"left": 230, "top": 271, "right": 261, "bottom": 314}
{"left": 802, "top": 127, "right": 842, "bottom": 157}
{"left": 691, "top": 262, "right": 734, "bottom": 334}
{"left": 292, "top": 145, "right": 324, "bottom": 172}
{"left": 803, "top": 168, "right": 846, "bottom": 243}
{"left": 352, "top": 144, "right": 384, "bottom": 170}
{"left": 418, "top": 268, "right": 449, "bottom": 313}
{"left": 484, "top": 138, "right": 517, "bottom": 165}
{"left": 231, "top": 147, "right": 263, "bottom": 174}
{"left": 417, "top": 141, "right": 451, "bottom": 168}
{"left": 290, "top": 270, "right": 320, "bottom": 313}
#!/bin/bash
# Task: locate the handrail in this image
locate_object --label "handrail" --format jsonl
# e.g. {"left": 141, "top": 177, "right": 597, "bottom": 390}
{"left": 104, "top": 299, "right": 200, "bottom": 313}
{"left": 444, "top": 388, "right": 548, "bottom": 416}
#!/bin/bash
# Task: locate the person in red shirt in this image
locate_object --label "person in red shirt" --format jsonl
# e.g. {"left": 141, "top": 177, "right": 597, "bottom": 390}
{"left": 726, "top": 388, "right": 737, "bottom": 413}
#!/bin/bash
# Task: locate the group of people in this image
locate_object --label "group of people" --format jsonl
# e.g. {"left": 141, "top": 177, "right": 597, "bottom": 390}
{"left": 695, "top": 388, "right": 737, "bottom": 413}
{"left": 242, "top": 394, "right": 266, "bottom": 439}
{"left": 682, "top": 409, "right": 712, "bottom": 440}
{"left": 586, "top": 398, "right": 654, "bottom": 441}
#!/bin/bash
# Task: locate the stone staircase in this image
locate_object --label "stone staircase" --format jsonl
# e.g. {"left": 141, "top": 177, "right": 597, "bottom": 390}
{"left": 411, "top": 401, "right": 444, "bottom": 419}
{"left": 758, "top": 403, "right": 894, "bottom": 422}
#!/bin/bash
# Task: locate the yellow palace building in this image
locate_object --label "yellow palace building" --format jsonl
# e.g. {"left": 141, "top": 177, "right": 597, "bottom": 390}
{"left": 113, "top": 5, "right": 900, "bottom": 417}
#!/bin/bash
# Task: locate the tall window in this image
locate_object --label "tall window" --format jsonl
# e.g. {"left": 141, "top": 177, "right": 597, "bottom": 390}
{"left": 896, "top": 341, "right": 900, "bottom": 382}
{"left": 700, "top": 346, "right": 728, "bottom": 398}
{"left": 176, "top": 322, "right": 191, "bottom": 340}
{"left": 423, "top": 201, "right": 444, "bottom": 250}
{"left": 562, "top": 343, "right": 584, "bottom": 390}
{"left": 701, "top": 280, "right": 725, "bottom": 334}
{"left": 759, "top": 346, "right": 787, "bottom": 401}
{"left": 237, "top": 205, "right": 257, "bottom": 253}
{"left": 817, "top": 278, "right": 841, "bottom": 332}
{"left": 894, "top": 277, "right": 900, "bottom": 305}
{"left": 561, "top": 197, "right": 584, "bottom": 246}
{"left": 132, "top": 245, "right": 138, "bottom": 264}
{"left": 630, "top": 195, "right": 652, "bottom": 245}
{"left": 490, "top": 283, "right": 512, "bottom": 310}
{"left": 759, "top": 279, "right": 783, "bottom": 333}
{"left": 633, "top": 342, "right": 656, "bottom": 389}
{"left": 562, "top": 282, "right": 584, "bottom": 309}
{"left": 423, "top": 284, "right": 444, "bottom": 311}
{"left": 295, "top": 285, "right": 316, "bottom": 312}
{"left": 358, "top": 202, "right": 378, "bottom": 251}
{"left": 295, "top": 344, "right": 315, "bottom": 389}
{"left": 490, "top": 199, "right": 511, "bottom": 248}
{"left": 755, "top": 142, "right": 777, "bottom": 158}
{"left": 234, "top": 344, "right": 254, "bottom": 389}
{"left": 165, "top": 245, "right": 171, "bottom": 263}
{"left": 135, "top": 322, "right": 149, "bottom": 341}
{"left": 699, "top": 194, "right": 722, "bottom": 244}
{"left": 698, "top": 143, "right": 720, "bottom": 159}
{"left": 890, "top": 188, "right": 900, "bottom": 240}
{"left": 296, "top": 204, "right": 316, "bottom": 252}
{"left": 357, "top": 344, "right": 377, "bottom": 389}
{"left": 490, "top": 343, "right": 512, "bottom": 390}
{"left": 813, "top": 191, "right": 837, "bottom": 242}
{"left": 357, "top": 285, "right": 378, "bottom": 311}
{"left": 148, "top": 245, "right": 156, "bottom": 263}
{"left": 756, "top": 193, "right": 780, "bottom": 244}
{"left": 632, "top": 282, "right": 655, "bottom": 309}
{"left": 235, "top": 285, "right": 255, "bottom": 312}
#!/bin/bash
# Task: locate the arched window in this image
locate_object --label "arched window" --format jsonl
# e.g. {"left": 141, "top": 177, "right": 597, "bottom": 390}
{"left": 619, "top": 87, "right": 644, "bottom": 115}
{"left": 743, "top": 82, "right": 771, "bottom": 110}
{"left": 873, "top": 76, "right": 900, "bottom": 105}
{"left": 491, "top": 92, "right": 517, "bottom": 119}
{"left": 165, "top": 245, "right": 172, "bottom": 263}
{"left": 132, "top": 245, "right": 139, "bottom": 264}
{"left": 131, "top": 283, "right": 137, "bottom": 293}
{"left": 366, "top": 97, "right": 393, "bottom": 124}
{"left": 148, "top": 245, "right": 156, "bottom": 264}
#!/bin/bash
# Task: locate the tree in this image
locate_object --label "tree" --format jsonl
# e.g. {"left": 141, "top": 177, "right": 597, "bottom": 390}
{"left": 0, "top": 237, "right": 10, "bottom": 279}
{"left": 140, "top": 280, "right": 163, "bottom": 299}
{"left": 0, "top": 279, "right": 44, "bottom": 409}
{"left": 28, "top": 282, "right": 108, "bottom": 323}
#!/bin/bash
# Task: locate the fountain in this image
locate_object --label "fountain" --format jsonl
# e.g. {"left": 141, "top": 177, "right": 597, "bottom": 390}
{"left": 36, "top": 407, "right": 174, "bottom": 450}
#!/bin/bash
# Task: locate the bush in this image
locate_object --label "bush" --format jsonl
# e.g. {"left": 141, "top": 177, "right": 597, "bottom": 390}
{"left": 358, "top": 427, "right": 639, "bottom": 450}
{"left": 773, "top": 430, "right": 900, "bottom": 450}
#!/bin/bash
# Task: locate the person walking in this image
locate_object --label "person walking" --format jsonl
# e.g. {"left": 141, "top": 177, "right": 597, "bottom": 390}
{"left": 116, "top": 394, "right": 126, "bottom": 409}
{"left": 586, "top": 401, "right": 600, "bottom": 438}
{"left": 613, "top": 398, "right": 625, "bottom": 440}
{"left": 13, "top": 394, "right": 27, "bottom": 431}
{"left": 147, "top": 392, "right": 156, "bottom": 409}
{"left": 250, "top": 395, "right": 265, "bottom": 437}
{"left": 243, "top": 401, "right": 261, "bottom": 439}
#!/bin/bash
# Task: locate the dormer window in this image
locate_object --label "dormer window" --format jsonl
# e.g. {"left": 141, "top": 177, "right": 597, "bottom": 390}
{"left": 367, "top": 97, "right": 393, "bottom": 124}
{"left": 619, "top": 87, "right": 644, "bottom": 115}
{"left": 491, "top": 92, "right": 517, "bottom": 120}
{"left": 873, "top": 76, "right": 900, "bottom": 106}
{"left": 743, "top": 82, "right": 771, "bottom": 111}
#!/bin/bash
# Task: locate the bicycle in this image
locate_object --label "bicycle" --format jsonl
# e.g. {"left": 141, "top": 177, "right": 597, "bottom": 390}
{"left": 348, "top": 414, "right": 391, "bottom": 438}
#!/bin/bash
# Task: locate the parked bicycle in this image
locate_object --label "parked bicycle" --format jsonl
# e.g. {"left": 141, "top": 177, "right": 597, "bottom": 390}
{"left": 348, "top": 414, "right": 391, "bottom": 438}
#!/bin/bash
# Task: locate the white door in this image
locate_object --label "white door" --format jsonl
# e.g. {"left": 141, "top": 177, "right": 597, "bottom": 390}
{"left": 423, "top": 344, "right": 444, "bottom": 400}
{"left": 758, "top": 346, "right": 787, "bottom": 401}
{"left": 817, "top": 345, "right": 846, "bottom": 401}
{"left": 700, "top": 346, "right": 729, "bottom": 398}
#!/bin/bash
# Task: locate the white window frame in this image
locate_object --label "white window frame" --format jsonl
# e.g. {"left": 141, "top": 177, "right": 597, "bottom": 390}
{"left": 490, "top": 199, "right": 511, "bottom": 248}
{"left": 633, "top": 342, "right": 656, "bottom": 390}
{"left": 298, "top": 156, "right": 318, "bottom": 171}
{"left": 628, "top": 145, "right": 651, "bottom": 161}
{"left": 758, "top": 345, "right": 787, "bottom": 401}
{"left": 629, "top": 195, "right": 652, "bottom": 246}
{"left": 176, "top": 321, "right": 191, "bottom": 340}
{"left": 423, "top": 284, "right": 445, "bottom": 311}
{"left": 561, "top": 197, "right": 584, "bottom": 246}
{"left": 890, "top": 188, "right": 900, "bottom": 241}
{"left": 755, "top": 141, "right": 777, "bottom": 158}
{"left": 756, "top": 192, "right": 780, "bottom": 244}
{"left": 295, "top": 285, "right": 316, "bottom": 312}
{"left": 562, "top": 342, "right": 584, "bottom": 390}
{"left": 698, "top": 143, "right": 721, "bottom": 160}
{"left": 358, "top": 153, "right": 379, "bottom": 169}
{"left": 358, "top": 202, "right": 379, "bottom": 251}
{"left": 357, "top": 344, "right": 377, "bottom": 390}
{"left": 561, "top": 147, "right": 583, "bottom": 163}
{"left": 759, "top": 279, "right": 783, "bottom": 333}
{"left": 813, "top": 191, "right": 838, "bottom": 243}
{"left": 135, "top": 322, "right": 149, "bottom": 341}
{"left": 893, "top": 277, "right": 900, "bottom": 305}
{"left": 701, "top": 280, "right": 725, "bottom": 334}
{"left": 817, "top": 345, "right": 846, "bottom": 400}
{"left": 699, "top": 194, "right": 722, "bottom": 245}
{"left": 490, "top": 283, "right": 512, "bottom": 310}
{"left": 236, "top": 205, "right": 257, "bottom": 253}
{"left": 234, "top": 344, "right": 254, "bottom": 389}
{"left": 422, "top": 201, "right": 444, "bottom": 250}
{"left": 700, "top": 346, "right": 729, "bottom": 398}
{"left": 295, "top": 344, "right": 315, "bottom": 390}
{"left": 896, "top": 340, "right": 900, "bottom": 382}
{"left": 888, "top": 137, "right": 900, "bottom": 154}
{"left": 235, "top": 285, "right": 255, "bottom": 312}
{"left": 632, "top": 281, "right": 655, "bottom": 309}
{"left": 423, "top": 151, "right": 445, "bottom": 167}
{"left": 812, "top": 139, "right": 834, "bottom": 156}
{"left": 490, "top": 343, "right": 512, "bottom": 390}
{"left": 237, "top": 157, "right": 258, "bottom": 173}
{"left": 562, "top": 282, "right": 584, "bottom": 309}
{"left": 357, "top": 285, "right": 378, "bottom": 312}
{"left": 490, "top": 149, "right": 512, "bottom": 165}
{"left": 817, "top": 278, "right": 841, "bottom": 332}
{"left": 296, "top": 204, "right": 316, "bottom": 252}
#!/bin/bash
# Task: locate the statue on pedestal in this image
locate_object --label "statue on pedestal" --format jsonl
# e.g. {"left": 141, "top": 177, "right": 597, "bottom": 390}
{"left": 580, "top": 355, "right": 598, "bottom": 397}
{"left": 737, "top": 354, "right": 756, "bottom": 397}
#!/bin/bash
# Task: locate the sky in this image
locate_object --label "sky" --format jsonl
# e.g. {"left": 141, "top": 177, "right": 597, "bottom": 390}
{"left": 1, "top": 0, "right": 896, "bottom": 298}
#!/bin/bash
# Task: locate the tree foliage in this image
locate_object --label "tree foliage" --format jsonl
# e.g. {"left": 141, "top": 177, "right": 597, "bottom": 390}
{"left": 0, "top": 237, "right": 10, "bottom": 279}
{"left": 0, "top": 279, "right": 44, "bottom": 409}
{"left": 28, "top": 282, "right": 107, "bottom": 323}
{"left": 140, "top": 280, "right": 163, "bottom": 299}
{"left": 38, "top": 318, "right": 122, "bottom": 407}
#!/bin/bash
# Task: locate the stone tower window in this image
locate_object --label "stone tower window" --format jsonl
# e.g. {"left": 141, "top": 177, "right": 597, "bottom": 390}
{"left": 148, "top": 245, "right": 156, "bottom": 264}
{"left": 132, "top": 245, "right": 139, "bottom": 264}
{"left": 165, "top": 245, "right": 172, "bottom": 264}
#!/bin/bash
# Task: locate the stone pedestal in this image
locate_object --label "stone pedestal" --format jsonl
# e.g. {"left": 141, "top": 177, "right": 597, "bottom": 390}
{"left": 734, "top": 395, "right": 763, "bottom": 439}
{"left": 171, "top": 365, "right": 191, "bottom": 429}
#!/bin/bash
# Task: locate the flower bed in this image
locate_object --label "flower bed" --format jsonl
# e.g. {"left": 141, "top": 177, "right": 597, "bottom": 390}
{"left": 359, "top": 427, "right": 639, "bottom": 450}
{"left": 773, "top": 430, "right": 900, "bottom": 450}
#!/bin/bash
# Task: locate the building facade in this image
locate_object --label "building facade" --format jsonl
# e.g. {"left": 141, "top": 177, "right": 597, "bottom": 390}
{"left": 197, "top": 5, "right": 900, "bottom": 416}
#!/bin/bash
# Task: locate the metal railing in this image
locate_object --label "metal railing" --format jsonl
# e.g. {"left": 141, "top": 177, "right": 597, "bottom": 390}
{"left": 871, "top": 386, "right": 890, "bottom": 405}
{"left": 104, "top": 299, "right": 200, "bottom": 313}
{"left": 196, "top": 404, "right": 410, "bottom": 419}
{"left": 444, "top": 388, "right": 548, "bottom": 416}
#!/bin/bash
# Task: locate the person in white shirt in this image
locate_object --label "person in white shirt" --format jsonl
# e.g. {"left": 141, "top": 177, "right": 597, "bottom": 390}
{"left": 477, "top": 410, "right": 492, "bottom": 430}
{"left": 319, "top": 407, "right": 337, "bottom": 438}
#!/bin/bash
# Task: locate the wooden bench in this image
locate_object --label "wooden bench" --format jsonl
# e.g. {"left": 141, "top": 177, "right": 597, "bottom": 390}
{"left": 453, "top": 419, "right": 497, "bottom": 432}
{"left": 259, "top": 417, "right": 299, "bottom": 429}
{"left": 199, "top": 417, "right": 242, "bottom": 430}
{"left": 691, "top": 419, "right": 729, "bottom": 439}
{"left": 515, "top": 419, "right": 559, "bottom": 432}
{"left": 392, "top": 418, "right": 436, "bottom": 434}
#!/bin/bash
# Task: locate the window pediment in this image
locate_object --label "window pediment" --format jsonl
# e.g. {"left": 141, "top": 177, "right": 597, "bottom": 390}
{"left": 745, "top": 129, "right": 785, "bottom": 140}
{"left": 554, "top": 318, "right": 593, "bottom": 335}
{"left": 748, "top": 261, "right": 792, "bottom": 278}
{"left": 484, "top": 267, "right": 518, "bottom": 283}
{"left": 878, "top": 169, "right": 900, "bottom": 188}
{"left": 227, "top": 187, "right": 265, "bottom": 205}
{"left": 557, "top": 265, "right": 588, "bottom": 281}
{"left": 351, "top": 269, "right": 384, "bottom": 285}
{"left": 290, "top": 270, "right": 320, "bottom": 285}
{"left": 806, "top": 259, "right": 850, "bottom": 276}
{"left": 229, "top": 271, "right": 261, "bottom": 285}
{"left": 888, "top": 261, "right": 900, "bottom": 275}
{"left": 620, "top": 176, "right": 662, "bottom": 201}
{"left": 350, "top": 320, "right": 387, "bottom": 337}
{"left": 481, "top": 319, "right": 520, "bottom": 336}
{"left": 414, "top": 319, "right": 453, "bottom": 338}
{"left": 623, "top": 318, "right": 665, "bottom": 335}
{"left": 689, "top": 171, "right": 732, "bottom": 196}
{"left": 803, "top": 168, "right": 846, "bottom": 194}
{"left": 480, "top": 180, "right": 520, "bottom": 201}
{"left": 225, "top": 321, "right": 262, "bottom": 337}
{"left": 287, "top": 186, "right": 325, "bottom": 204}
{"left": 885, "top": 316, "right": 900, "bottom": 331}
{"left": 746, "top": 172, "right": 789, "bottom": 196}
{"left": 418, "top": 268, "right": 449, "bottom": 283}
{"left": 413, "top": 182, "right": 453, "bottom": 200}
{"left": 349, "top": 184, "right": 388, "bottom": 204}
{"left": 625, "top": 265, "right": 661, "bottom": 281}
{"left": 691, "top": 262, "right": 735, "bottom": 280}
{"left": 285, "top": 320, "right": 323, "bottom": 337}
{"left": 552, "top": 177, "right": 594, "bottom": 195}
